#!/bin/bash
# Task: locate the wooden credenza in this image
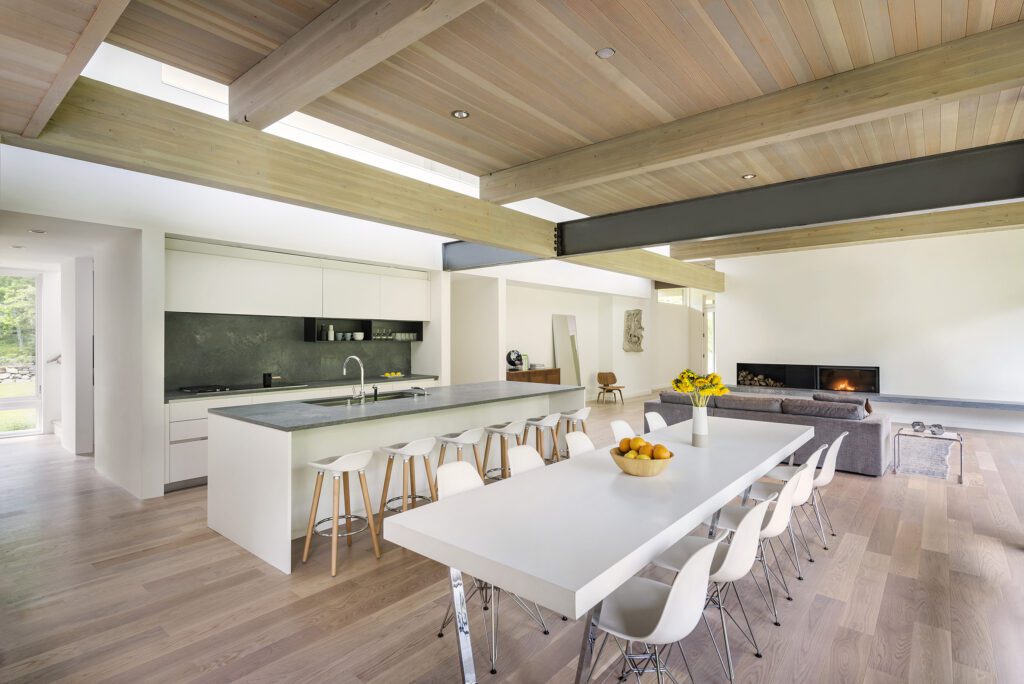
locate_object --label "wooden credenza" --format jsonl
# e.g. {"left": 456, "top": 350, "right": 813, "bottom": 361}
{"left": 506, "top": 368, "right": 561, "bottom": 384}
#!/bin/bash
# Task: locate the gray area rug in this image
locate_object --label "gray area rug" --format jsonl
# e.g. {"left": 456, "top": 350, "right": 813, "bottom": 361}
{"left": 898, "top": 436, "right": 953, "bottom": 480}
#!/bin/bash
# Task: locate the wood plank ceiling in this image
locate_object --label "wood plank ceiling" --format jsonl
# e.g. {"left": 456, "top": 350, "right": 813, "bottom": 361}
{"left": 103, "top": 0, "right": 1024, "bottom": 220}
{"left": 0, "top": 0, "right": 129, "bottom": 136}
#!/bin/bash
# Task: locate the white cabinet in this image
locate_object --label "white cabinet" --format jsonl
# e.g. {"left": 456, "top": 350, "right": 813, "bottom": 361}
{"left": 379, "top": 275, "right": 431, "bottom": 321}
{"left": 249, "top": 388, "right": 334, "bottom": 404}
{"left": 166, "top": 250, "right": 322, "bottom": 317}
{"left": 322, "top": 268, "right": 381, "bottom": 320}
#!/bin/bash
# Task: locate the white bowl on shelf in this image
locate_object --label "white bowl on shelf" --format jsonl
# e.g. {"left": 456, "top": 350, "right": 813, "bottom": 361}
{"left": 352, "top": 332, "right": 365, "bottom": 341}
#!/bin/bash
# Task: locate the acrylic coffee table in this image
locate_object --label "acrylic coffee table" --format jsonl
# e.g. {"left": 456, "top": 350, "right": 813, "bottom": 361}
{"left": 894, "top": 427, "right": 964, "bottom": 484}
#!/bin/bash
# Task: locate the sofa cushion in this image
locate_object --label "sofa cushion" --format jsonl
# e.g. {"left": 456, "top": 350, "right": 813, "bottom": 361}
{"left": 783, "top": 398, "right": 867, "bottom": 420}
{"left": 813, "top": 392, "right": 873, "bottom": 413}
{"left": 659, "top": 392, "right": 716, "bottom": 408}
{"left": 714, "top": 394, "right": 783, "bottom": 413}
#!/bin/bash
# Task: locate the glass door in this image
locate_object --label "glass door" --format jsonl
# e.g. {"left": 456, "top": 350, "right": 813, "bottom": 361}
{"left": 0, "top": 272, "right": 40, "bottom": 436}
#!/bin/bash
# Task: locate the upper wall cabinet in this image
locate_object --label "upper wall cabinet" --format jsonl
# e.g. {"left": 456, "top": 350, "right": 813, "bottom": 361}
{"left": 380, "top": 275, "right": 431, "bottom": 321}
{"left": 166, "top": 250, "right": 322, "bottom": 317}
{"left": 323, "top": 268, "right": 380, "bottom": 319}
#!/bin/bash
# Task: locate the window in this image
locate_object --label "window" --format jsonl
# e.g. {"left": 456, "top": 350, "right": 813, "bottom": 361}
{"left": 703, "top": 294, "right": 716, "bottom": 374}
{"left": 657, "top": 287, "right": 685, "bottom": 305}
{"left": 0, "top": 272, "right": 40, "bottom": 436}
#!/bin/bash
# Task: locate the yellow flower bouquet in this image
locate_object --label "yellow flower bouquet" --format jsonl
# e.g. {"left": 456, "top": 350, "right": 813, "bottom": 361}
{"left": 671, "top": 370, "right": 729, "bottom": 407}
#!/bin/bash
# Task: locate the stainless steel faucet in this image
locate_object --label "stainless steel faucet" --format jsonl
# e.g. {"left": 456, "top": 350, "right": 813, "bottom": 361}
{"left": 343, "top": 355, "right": 365, "bottom": 399}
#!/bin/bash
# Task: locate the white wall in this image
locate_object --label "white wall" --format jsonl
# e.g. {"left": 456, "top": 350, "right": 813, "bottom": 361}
{"left": 412, "top": 270, "right": 452, "bottom": 385}
{"left": 650, "top": 300, "right": 690, "bottom": 391}
{"left": 93, "top": 230, "right": 165, "bottom": 499}
{"left": 60, "top": 257, "right": 93, "bottom": 453}
{"left": 716, "top": 230, "right": 1024, "bottom": 402}
{"left": 451, "top": 275, "right": 504, "bottom": 384}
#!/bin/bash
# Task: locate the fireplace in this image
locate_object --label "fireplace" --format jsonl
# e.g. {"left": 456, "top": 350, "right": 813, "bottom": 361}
{"left": 737, "top": 363, "right": 880, "bottom": 393}
{"left": 818, "top": 366, "right": 880, "bottom": 393}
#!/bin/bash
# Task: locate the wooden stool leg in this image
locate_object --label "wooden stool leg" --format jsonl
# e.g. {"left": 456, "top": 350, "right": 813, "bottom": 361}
{"left": 359, "top": 471, "right": 382, "bottom": 559}
{"left": 472, "top": 444, "right": 484, "bottom": 478}
{"left": 483, "top": 433, "right": 493, "bottom": 474}
{"left": 343, "top": 472, "right": 352, "bottom": 546}
{"left": 522, "top": 425, "right": 530, "bottom": 444}
{"left": 402, "top": 459, "right": 411, "bottom": 512}
{"left": 537, "top": 428, "right": 543, "bottom": 458}
{"left": 501, "top": 436, "right": 510, "bottom": 479}
{"left": 422, "top": 454, "right": 437, "bottom": 501}
{"left": 553, "top": 422, "right": 561, "bottom": 462}
{"left": 377, "top": 455, "right": 394, "bottom": 537}
{"left": 331, "top": 476, "right": 341, "bottom": 577}
{"left": 409, "top": 458, "right": 417, "bottom": 508}
{"left": 302, "top": 471, "right": 324, "bottom": 563}
{"left": 515, "top": 433, "right": 522, "bottom": 446}
{"left": 581, "top": 420, "right": 588, "bottom": 434}
{"left": 438, "top": 442, "right": 448, "bottom": 467}
{"left": 456, "top": 446, "right": 463, "bottom": 462}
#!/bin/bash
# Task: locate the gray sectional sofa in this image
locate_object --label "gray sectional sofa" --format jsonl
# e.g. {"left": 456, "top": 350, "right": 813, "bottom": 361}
{"left": 643, "top": 391, "right": 892, "bottom": 477}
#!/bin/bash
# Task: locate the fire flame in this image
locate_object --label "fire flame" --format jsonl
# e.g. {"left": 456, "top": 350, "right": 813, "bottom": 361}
{"left": 831, "top": 379, "right": 855, "bottom": 391}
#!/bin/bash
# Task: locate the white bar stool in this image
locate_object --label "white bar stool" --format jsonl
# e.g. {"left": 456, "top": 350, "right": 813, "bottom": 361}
{"left": 302, "top": 449, "right": 381, "bottom": 577}
{"left": 482, "top": 420, "right": 526, "bottom": 480}
{"left": 377, "top": 437, "right": 437, "bottom": 535}
{"left": 523, "top": 413, "right": 562, "bottom": 462}
{"left": 437, "top": 427, "right": 486, "bottom": 483}
{"left": 560, "top": 406, "right": 591, "bottom": 435}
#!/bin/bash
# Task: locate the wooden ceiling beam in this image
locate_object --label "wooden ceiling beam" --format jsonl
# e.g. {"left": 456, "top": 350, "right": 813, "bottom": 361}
{"left": 565, "top": 251, "right": 724, "bottom": 293}
{"left": 3, "top": 78, "right": 555, "bottom": 256}
{"left": 229, "top": 0, "right": 485, "bottom": 129}
{"left": 669, "top": 203, "right": 1024, "bottom": 260}
{"left": 20, "top": 0, "right": 131, "bottom": 138}
{"left": 480, "top": 22, "right": 1024, "bottom": 204}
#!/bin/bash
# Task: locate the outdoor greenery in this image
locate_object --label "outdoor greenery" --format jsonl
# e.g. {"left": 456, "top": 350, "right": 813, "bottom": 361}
{"left": 0, "top": 275, "right": 37, "bottom": 364}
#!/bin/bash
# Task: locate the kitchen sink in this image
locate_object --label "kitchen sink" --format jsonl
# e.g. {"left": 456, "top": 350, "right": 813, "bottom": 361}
{"left": 304, "top": 391, "right": 423, "bottom": 407}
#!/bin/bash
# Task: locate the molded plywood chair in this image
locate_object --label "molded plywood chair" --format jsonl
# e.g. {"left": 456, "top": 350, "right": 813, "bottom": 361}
{"left": 654, "top": 498, "right": 775, "bottom": 681}
{"left": 767, "top": 432, "right": 848, "bottom": 546}
{"left": 610, "top": 420, "right": 635, "bottom": 444}
{"left": 591, "top": 533, "right": 724, "bottom": 681}
{"left": 565, "top": 431, "right": 595, "bottom": 458}
{"left": 302, "top": 449, "right": 381, "bottom": 577}
{"left": 645, "top": 411, "right": 668, "bottom": 431}
{"left": 597, "top": 372, "right": 625, "bottom": 403}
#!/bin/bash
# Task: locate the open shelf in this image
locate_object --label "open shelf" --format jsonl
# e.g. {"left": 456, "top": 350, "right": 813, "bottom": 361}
{"left": 303, "top": 318, "right": 423, "bottom": 342}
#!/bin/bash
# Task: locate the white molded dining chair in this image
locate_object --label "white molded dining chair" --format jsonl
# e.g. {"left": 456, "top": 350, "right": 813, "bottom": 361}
{"left": 592, "top": 533, "right": 725, "bottom": 682}
{"left": 748, "top": 444, "right": 825, "bottom": 573}
{"left": 654, "top": 497, "right": 775, "bottom": 682}
{"left": 434, "top": 460, "right": 548, "bottom": 674}
{"left": 714, "top": 460, "right": 812, "bottom": 626}
{"left": 506, "top": 444, "right": 545, "bottom": 475}
{"left": 610, "top": 420, "right": 635, "bottom": 444}
{"left": 645, "top": 411, "right": 668, "bottom": 431}
{"left": 565, "top": 431, "right": 595, "bottom": 458}
{"left": 767, "top": 432, "right": 848, "bottom": 546}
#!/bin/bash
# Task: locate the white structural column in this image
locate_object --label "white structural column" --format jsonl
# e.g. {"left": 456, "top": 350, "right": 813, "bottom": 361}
{"left": 60, "top": 257, "right": 93, "bottom": 454}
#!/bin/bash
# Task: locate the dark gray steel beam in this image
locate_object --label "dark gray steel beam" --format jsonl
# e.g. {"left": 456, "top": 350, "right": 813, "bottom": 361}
{"left": 557, "top": 140, "right": 1024, "bottom": 255}
{"left": 442, "top": 240, "right": 540, "bottom": 271}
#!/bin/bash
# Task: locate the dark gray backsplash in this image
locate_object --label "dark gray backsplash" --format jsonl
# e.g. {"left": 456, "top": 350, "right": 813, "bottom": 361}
{"left": 165, "top": 312, "right": 411, "bottom": 390}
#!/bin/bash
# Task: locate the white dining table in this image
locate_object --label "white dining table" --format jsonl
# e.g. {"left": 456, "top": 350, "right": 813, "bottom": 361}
{"left": 383, "top": 416, "right": 815, "bottom": 683}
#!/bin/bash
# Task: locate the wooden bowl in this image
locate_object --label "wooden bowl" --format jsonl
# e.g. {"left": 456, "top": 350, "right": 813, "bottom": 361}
{"left": 610, "top": 448, "right": 673, "bottom": 477}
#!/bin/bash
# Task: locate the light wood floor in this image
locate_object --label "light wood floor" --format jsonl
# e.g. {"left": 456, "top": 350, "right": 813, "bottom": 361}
{"left": 2, "top": 393, "right": 1022, "bottom": 683}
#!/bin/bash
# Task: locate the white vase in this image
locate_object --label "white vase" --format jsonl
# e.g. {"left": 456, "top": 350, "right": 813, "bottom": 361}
{"left": 692, "top": 406, "right": 709, "bottom": 447}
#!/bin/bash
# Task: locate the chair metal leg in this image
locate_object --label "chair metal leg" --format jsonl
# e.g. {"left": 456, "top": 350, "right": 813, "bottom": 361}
{"left": 807, "top": 495, "right": 829, "bottom": 549}
{"left": 714, "top": 583, "right": 735, "bottom": 681}
{"left": 793, "top": 511, "right": 816, "bottom": 562}
{"left": 817, "top": 489, "right": 837, "bottom": 536}
{"left": 730, "top": 580, "right": 763, "bottom": 657}
{"left": 754, "top": 541, "right": 781, "bottom": 625}
{"left": 785, "top": 525, "right": 805, "bottom": 580}
{"left": 767, "top": 538, "right": 794, "bottom": 601}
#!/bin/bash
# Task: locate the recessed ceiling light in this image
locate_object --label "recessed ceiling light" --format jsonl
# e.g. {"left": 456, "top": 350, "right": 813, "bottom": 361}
{"left": 451, "top": 109, "right": 469, "bottom": 119}
{"left": 595, "top": 47, "right": 616, "bottom": 59}
{"left": 741, "top": 173, "right": 757, "bottom": 179}
{"left": 11, "top": 245, "right": 24, "bottom": 249}
{"left": 28, "top": 229, "right": 47, "bottom": 234}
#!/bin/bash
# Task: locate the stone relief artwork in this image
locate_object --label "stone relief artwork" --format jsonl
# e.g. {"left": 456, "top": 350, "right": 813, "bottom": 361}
{"left": 623, "top": 309, "right": 644, "bottom": 352}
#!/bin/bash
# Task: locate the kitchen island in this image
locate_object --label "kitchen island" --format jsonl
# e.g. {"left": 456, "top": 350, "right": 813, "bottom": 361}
{"left": 207, "top": 381, "right": 585, "bottom": 573}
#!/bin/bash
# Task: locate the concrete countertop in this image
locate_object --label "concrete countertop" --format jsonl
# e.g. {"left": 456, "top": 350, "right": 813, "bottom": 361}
{"left": 208, "top": 381, "right": 583, "bottom": 432}
{"left": 165, "top": 374, "right": 439, "bottom": 402}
